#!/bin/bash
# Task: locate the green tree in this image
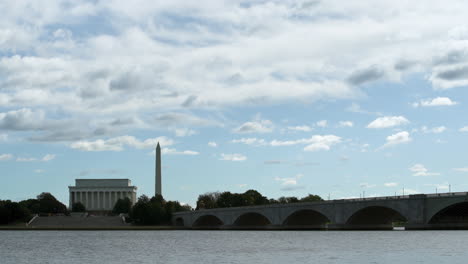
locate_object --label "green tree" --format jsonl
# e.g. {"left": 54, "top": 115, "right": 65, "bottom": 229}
{"left": 130, "top": 195, "right": 170, "bottom": 225}
{"left": 36, "top": 192, "right": 67, "bottom": 214}
{"left": 0, "top": 200, "right": 31, "bottom": 225}
{"left": 242, "top": 190, "right": 269, "bottom": 206}
{"left": 196, "top": 192, "right": 220, "bottom": 210}
{"left": 113, "top": 197, "right": 132, "bottom": 214}
{"left": 300, "top": 194, "right": 323, "bottom": 202}
{"left": 72, "top": 202, "right": 86, "bottom": 212}
{"left": 278, "top": 196, "right": 300, "bottom": 204}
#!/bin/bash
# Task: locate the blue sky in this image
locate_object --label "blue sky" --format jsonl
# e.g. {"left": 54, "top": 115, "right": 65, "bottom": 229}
{"left": 2, "top": 0, "right": 468, "bottom": 206}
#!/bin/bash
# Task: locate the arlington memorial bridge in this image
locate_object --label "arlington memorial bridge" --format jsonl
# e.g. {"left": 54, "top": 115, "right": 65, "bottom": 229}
{"left": 173, "top": 191, "right": 468, "bottom": 230}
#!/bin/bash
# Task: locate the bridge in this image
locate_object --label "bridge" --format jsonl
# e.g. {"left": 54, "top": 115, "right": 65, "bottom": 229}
{"left": 173, "top": 192, "right": 468, "bottom": 230}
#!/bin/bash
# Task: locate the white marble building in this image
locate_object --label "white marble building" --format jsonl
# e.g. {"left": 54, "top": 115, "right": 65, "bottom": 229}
{"left": 69, "top": 179, "right": 137, "bottom": 211}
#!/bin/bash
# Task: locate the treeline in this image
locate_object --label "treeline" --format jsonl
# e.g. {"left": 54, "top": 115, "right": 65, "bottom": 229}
{"left": 74, "top": 195, "right": 192, "bottom": 225}
{"left": 127, "top": 195, "right": 191, "bottom": 225}
{"left": 0, "top": 192, "right": 67, "bottom": 225}
{"left": 196, "top": 189, "right": 323, "bottom": 210}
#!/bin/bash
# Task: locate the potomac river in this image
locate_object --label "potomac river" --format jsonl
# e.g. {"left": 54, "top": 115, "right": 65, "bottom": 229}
{"left": 1, "top": 230, "right": 467, "bottom": 263}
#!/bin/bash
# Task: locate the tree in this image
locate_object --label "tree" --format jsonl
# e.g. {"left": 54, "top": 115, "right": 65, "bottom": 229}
{"left": 278, "top": 196, "right": 300, "bottom": 204}
{"left": 130, "top": 195, "right": 169, "bottom": 225}
{"left": 242, "top": 190, "right": 269, "bottom": 206}
{"left": 113, "top": 197, "right": 132, "bottom": 214}
{"left": 300, "top": 194, "right": 323, "bottom": 202}
{"left": 0, "top": 200, "right": 31, "bottom": 225}
{"left": 72, "top": 202, "right": 86, "bottom": 212}
{"left": 36, "top": 192, "right": 67, "bottom": 214}
{"left": 196, "top": 192, "right": 220, "bottom": 210}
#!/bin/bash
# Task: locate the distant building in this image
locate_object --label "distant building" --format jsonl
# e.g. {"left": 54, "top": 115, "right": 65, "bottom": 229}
{"left": 68, "top": 179, "right": 137, "bottom": 211}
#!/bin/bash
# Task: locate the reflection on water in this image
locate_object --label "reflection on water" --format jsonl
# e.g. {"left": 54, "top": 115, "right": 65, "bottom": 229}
{"left": 0, "top": 230, "right": 467, "bottom": 264}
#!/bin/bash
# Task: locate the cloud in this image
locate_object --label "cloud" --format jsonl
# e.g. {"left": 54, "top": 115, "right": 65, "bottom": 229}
{"left": 275, "top": 173, "right": 305, "bottom": 191}
{"left": 459, "top": 126, "right": 468, "bottom": 132}
{"left": 153, "top": 112, "right": 218, "bottom": 127}
{"left": 42, "top": 154, "right": 55, "bottom": 161}
{"left": 360, "top": 182, "right": 376, "bottom": 188}
{"left": 316, "top": 120, "right": 328, "bottom": 127}
{"left": 338, "top": 121, "right": 353, "bottom": 127}
{"left": 347, "top": 66, "right": 385, "bottom": 86}
{"left": 0, "top": 134, "right": 7, "bottom": 141}
{"left": 173, "top": 128, "right": 196, "bottom": 137}
{"left": 233, "top": 119, "right": 273, "bottom": 134}
{"left": 436, "top": 65, "right": 468, "bottom": 81}
{"left": 219, "top": 153, "right": 246, "bottom": 161}
{"left": 0, "top": 154, "right": 13, "bottom": 161}
{"left": 384, "top": 182, "right": 399, "bottom": 187}
{"left": 264, "top": 160, "right": 285, "bottom": 165}
{"left": 367, "top": 116, "right": 409, "bottom": 129}
{"left": 162, "top": 148, "right": 199, "bottom": 155}
{"left": 270, "top": 134, "right": 341, "bottom": 151}
{"left": 70, "top": 136, "right": 173, "bottom": 151}
{"left": 34, "top": 169, "right": 44, "bottom": 173}
{"left": 232, "top": 137, "right": 266, "bottom": 146}
{"left": 409, "top": 164, "right": 440, "bottom": 176}
{"left": 208, "top": 141, "right": 217, "bottom": 147}
{"left": 453, "top": 167, "right": 468, "bottom": 172}
{"left": 420, "top": 126, "right": 447, "bottom": 134}
{"left": 287, "top": 125, "right": 312, "bottom": 132}
{"left": 383, "top": 131, "right": 412, "bottom": 147}
{"left": 412, "top": 97, "right": 458, "bottom": 107}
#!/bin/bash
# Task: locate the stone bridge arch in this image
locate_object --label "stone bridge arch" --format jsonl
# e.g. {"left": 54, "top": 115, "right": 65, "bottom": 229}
{"left": 428, "top": 201, "right": 468, "bottom": 225}
{"left": 232, "top": 212, "right": 272, "bottom": 228}
{"left": 193, "top": 214, "right": 224, "bottom": 227}
{"left": 344, "top": 205, "right": 408, "bottom": 229}
{"left": 282, "top": 209, "right": 330, "bottom": 229}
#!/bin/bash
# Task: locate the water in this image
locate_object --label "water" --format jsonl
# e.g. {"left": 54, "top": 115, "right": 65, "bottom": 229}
{"left": 1, "top": 230, "right": 467, "bottom": 264}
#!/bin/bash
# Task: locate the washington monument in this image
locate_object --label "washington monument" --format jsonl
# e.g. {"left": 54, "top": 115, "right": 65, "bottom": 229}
{"left": 155, "top": 142, "right": 162, "bottom": 196}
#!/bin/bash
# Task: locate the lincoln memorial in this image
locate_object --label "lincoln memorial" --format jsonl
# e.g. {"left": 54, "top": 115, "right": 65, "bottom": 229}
{"left": 68, "top": 179, "right": 137, "bottom": 211}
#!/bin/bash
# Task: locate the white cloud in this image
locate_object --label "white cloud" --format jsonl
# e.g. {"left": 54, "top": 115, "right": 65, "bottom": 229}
{"left": 338, "top": 121, "right": 353, "bottom": 127}
{"left": 453, "top": 167, "right": 468, "bottom": 172}
{"left": 162, "top": 148, "right": 199, "bottom": 155}
{"left": 232, "top": 137, "right": 266, "bottom": 146}
{"left": 70, "top": 136, "right": 173, "bottom": 151}
{"left": 367, "top": 116, "right": 409, "bottom": 129}
{"left": 287, "top": 125, "right": 312, "bottom": 132}
{"left": 42, "top": 154, "right": 55, "bottom": 161}
{"left": 316, "top": 120, "right": 328, "bottom": 127}
{"left": 233, "top": 119, "right": 273, "bottom": 134}
{"left": 421, "top": 126, "right": 447, "bottom": 134}
{"left": 173, "top": 128, "right": 196, "bottom": 137}
{"left": 34, "top": 169, "right": 44, "bottom": 173}
{"left": 208, "top": 141, "right": 217, "bottom": 147}
{"left": 409, "top": 164, "right": 440, "bottom": 176}
{"left": 16, "top": 154, "right": 55, "bottom": 162}
{"left": 459, "top": 126, "right": 468, "bottom": 132}
{"left": 0, "top": 154, "right": 13, "bottom": 161}
{"left": 383, "top": 131, "right": 412, "bottom": 147}
{"left": 270, "top": 134, "right": 341, "bottom": 152}
{"left": 360, "top": 182, "right": 376, "bottom": 188}
{"left": 275, "top": 173, "right": 304, "bottom": 191}
{"left": 219, "top": 153, "right": 247, "bottom": 161}
{"left": 384, "top": 182, "right": 399, "bottom": 187}
{"left": 0, "top": 134, "right": 7, "bottom": 141}
{"left": 413, "top": 97, "right": 458, "bottom": 107}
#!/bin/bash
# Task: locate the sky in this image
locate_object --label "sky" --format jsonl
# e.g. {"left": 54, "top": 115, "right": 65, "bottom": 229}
{"left": 2, "top": 0, "right": 468, "bottom": 207}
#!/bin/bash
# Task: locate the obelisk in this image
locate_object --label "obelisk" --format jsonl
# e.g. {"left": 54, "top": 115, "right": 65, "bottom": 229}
{"left": 155, "top": 142, "right": 162, "bottom": 196}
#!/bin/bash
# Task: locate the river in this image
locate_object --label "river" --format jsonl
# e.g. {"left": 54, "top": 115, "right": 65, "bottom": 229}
{"left": 1, "top": 230, "right": 466, "bottom": 263}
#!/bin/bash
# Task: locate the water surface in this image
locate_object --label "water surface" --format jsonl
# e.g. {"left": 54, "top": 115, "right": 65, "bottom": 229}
{"left": 1, "top": 230, "right": 466, "bottom": 264}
